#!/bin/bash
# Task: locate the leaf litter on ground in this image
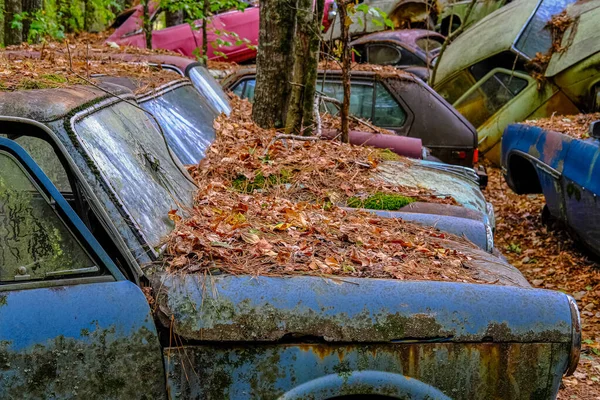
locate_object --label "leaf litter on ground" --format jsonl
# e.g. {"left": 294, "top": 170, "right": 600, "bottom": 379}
{"left": 485, "top": 162, "right": 600, "bottom": 398}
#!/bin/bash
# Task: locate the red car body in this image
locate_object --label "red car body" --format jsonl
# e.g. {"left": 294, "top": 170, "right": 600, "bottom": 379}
{"left": 107, "top": 3, "right": 260, "bottom": 63}
{"left": 107, "top": 1, "right": 334, "bottom": 63}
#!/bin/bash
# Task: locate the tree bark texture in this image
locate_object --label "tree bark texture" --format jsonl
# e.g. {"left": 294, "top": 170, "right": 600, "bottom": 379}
{"left": 337, "top": 0, "right": 351, "bottom": 143}
{"left": 301, "top": 0, "right": 325, "bottom": 134}
{"left": 4, "top": 0, "right": 23, "bottom": 45}
{"left": 284, "top": 0, "right": 325, "bottom": 135}
{"left": 165, "top": 9, "right": 184, "bottom": 27}
{"left": 202, "top": 0, "right": 209, "bottom": 63}
{"left": 22, "top": 0, "right": 42, "bottom": 40}
{"left": 142, "top": 0, "right": 152, "bottom": 49}
{"left": 252, "top": 0, "right": 297, "bottom": 129}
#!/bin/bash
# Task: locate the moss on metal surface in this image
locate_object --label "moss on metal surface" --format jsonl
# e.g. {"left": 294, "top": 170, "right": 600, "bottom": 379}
{"left": 346, "top": 192, "right": 416, "bottom": 210}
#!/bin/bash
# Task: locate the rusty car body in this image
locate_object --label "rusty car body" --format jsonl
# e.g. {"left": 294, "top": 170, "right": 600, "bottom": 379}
{"left": 324, "top": 0, "right": 507, "bottom": 40}
{"left": 350, "top": 29, "right": 444, "bottom": 81}
{"left": 433, "top": 0, "right": 600, "bottom": 165}
{"left": 0, "top": 82, "right": 581, "bottom": 399}
{"left": 502, "top": 118, "right": 600, "bottom": 257}
{"left": 106, "top": 1, "right": 259, "bottom": 62}
{"left": 222, "top": 67, "right": 479, "bottom": 167}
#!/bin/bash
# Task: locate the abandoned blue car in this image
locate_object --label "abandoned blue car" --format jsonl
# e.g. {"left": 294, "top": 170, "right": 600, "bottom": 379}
{"left": 502, "top": 116, "right": 600, "bottom": 256}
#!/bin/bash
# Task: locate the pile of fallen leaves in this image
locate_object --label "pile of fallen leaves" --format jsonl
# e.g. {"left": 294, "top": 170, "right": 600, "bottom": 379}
{"left": 485, "top": 164, "right": 600, "bottom": 398}
{"left": 164, "top": 98, "right": 490, "bottom": 282}
{"left": 0, "top": 47, "right": 185, "bottom": 93}
{"left": 524, "top": 112, "right": 600, "bottom": 140}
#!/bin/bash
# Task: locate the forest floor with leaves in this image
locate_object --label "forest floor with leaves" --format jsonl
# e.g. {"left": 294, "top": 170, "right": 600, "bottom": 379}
{"left": 486, "top": 164, "right": 600, "bottom": 399}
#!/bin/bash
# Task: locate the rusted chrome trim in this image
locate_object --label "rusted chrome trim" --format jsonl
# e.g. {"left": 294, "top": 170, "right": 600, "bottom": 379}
{"left": 566, "top": 295, "right": 582, "bottom": 376}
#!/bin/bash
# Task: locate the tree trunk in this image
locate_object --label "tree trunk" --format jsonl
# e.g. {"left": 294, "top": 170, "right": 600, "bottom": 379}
{"left": 252, "top": 0, "right": 297, "bottom": 129}
{"left": 165, "top": 9, "right": 183, "bottom": 27}
{"left": 201, "top": 0, "right": 209, "bottom": 64}
{"left": 337, "top": 0, "right": 350, "bottom": 143}
{"left": 4, "top": 0, "right": 22, "bottom": 45}
{"left": 22, "top": 0, "right": 42, "bottom": 41}
{"left": 301, "top": 0, "right": 325, "bottom": 134}
{"left": 142, "top": 0, "right": 152, "bottom": 49}
{"left": 284, "top": 0, "right": 312, "bottom": 134}
{"left": 284, "top": 0, "right": 325, "bottom": 135}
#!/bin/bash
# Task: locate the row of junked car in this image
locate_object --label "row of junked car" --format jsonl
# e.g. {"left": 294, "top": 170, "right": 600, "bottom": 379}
{"left": 105, "top": 0, "right": 501, "bottom": 62}
{"left": 108, "top": 0, "right": 600, "bottom": 171}
{"left": 0, "top": 47, "right": 581, "bottom": 398}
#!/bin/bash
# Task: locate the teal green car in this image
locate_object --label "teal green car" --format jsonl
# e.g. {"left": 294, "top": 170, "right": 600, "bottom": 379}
{"left": 434, "top": 0, "right": 600, "bottom": 165}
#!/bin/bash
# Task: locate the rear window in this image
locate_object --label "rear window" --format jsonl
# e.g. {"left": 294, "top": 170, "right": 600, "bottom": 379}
{"left": 416, "top": 37, "right": 443, "bottom": 56}
{"left": 514, "top": 0, "right": 577, "bottom": 59}
{"left": 73, "top": 101, "right": 196, "bottom": 247}
{"left": 188, "top": 66, "right": 232, "bottom": 115}
{"left": 140, "top": 84, "right": 216, "bottom": 164}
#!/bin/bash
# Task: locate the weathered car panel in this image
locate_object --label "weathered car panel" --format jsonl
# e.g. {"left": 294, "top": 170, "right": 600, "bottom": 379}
{"left": 152, "top": 273, "right": 577, "bottom": 343}
{"left": 107, "top": 3, "right": 260, "bottom": 63}
{"left": 545, "top": 3, "right": 600, "bottom": 77}
{"left": 154, "top": 274, "right": 574, "bottom": 399}
{"left": 0, "top": 137, "right": 166, "bottom": 398}
{"left": 349, "top": 29, "right": 444, "bottom": 79}
{"left": 434, "top": 0, "right": 594, "bottom": 164}
{"left": 165, "top": 342, "right": 565, "bottom": 399}
{"left": 0, "top": 84, "right": 581, "bottom": 398}
{"left": 362, "top": 208, "right": 491, "bottom": 250}
{"left": 502, "top": 122, "right": 600, "bottom": 256}
{"left": 223, "top": 68, "right": 479, "bottom": 167}
{"left": 375, "top": 159, "right": 488, "bottom": 216}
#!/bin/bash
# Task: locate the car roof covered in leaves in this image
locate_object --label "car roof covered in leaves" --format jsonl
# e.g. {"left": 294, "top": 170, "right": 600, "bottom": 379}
{"left": 0, "top": 84, "right": 130, "bottom": 122}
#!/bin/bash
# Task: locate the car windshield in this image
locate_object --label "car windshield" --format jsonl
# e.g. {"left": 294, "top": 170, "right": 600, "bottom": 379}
{"left": 453, "top": 71, "right": 529, "bottom": 128}
{"left": 188, "top": 66, "right": 232, "bottom": 115}
{"left": 140, "top": 84, "right": 216, "bottom": 164}
{"left": 73, "top": 100, "right": 196, "bottom": 248}
{"left": 513, "top": 0, "right": 577, "bottom": 59}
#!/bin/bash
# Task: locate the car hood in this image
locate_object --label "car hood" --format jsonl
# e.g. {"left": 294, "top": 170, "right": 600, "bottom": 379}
{"left": 374, "top": 159, "right": 487, "bottom": 216}
{"left": 149, "top": 269, "right": 578, "bottom": 344}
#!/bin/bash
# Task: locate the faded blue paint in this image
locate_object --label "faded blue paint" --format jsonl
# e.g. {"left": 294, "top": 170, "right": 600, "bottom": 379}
{"left": 154, "top": 274, "right": 572, "bottom": 343}
{"left": 0, "top": 281, "right": 156, "bottom": 350}
{"left": 503, "top": 122, "right": 600, "bottom": 256}
{"left": 164, "top": 342, "right": 568, "bottom": 399}
{"left": 0, "top": 137, "right": 124, "bottom": 280}
{"left": 364, "top": 209, "right": 491, "bottom": 251}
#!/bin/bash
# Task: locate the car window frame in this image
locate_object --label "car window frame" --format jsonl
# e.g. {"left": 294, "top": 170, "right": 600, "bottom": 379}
{"left": 452, "top": 68, "right": 534, "bottom": 129}
{"left": 0, "top": 137, "right": 124, "bottom": 291}
{"left": 366, "top": 42, "right": 403, "bottom": 66}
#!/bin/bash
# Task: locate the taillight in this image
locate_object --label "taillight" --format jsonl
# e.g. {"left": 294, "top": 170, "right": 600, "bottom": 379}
{"left": 473, "top": 149, "right": 479, "bottom": 163}
{"left": 452, "top": 150, "right": 467, "bottom": 159}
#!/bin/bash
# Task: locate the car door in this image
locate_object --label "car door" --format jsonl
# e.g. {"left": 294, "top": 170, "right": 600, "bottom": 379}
{"left": 561, "top": 137, "right": 600, "bottom": 251}
{"left": 0, "top": 138, "right": 166, "bottom": 399}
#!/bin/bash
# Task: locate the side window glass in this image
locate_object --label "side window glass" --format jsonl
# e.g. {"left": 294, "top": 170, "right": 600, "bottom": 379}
{"left": 436, "top": 70, "right": 478, "bottom": 105}
{"left": 454, "top": 72, "right": 529, "bottom": 128}
{"left": 367, "top": 44, "right": 402, "bottom": 66}
{"left": 318, "top": 82, "right": 374, "bottom": 121}
{"left": 0, "top": 136, "right": 72, "bottom": 193}
{"left": 231, "top": 81, "right": 245, "bottom": 98}
{"left": 398, "top": 48, "right": 426, "bottom": 67}
{"left": 244, "top": 79, "right": 256, "bottom": 101}
{"left": 0, "top": 151, "right": 97, "bottom": 282}
{"left": 373, "top": 83, "right": 407, "bottom": 127}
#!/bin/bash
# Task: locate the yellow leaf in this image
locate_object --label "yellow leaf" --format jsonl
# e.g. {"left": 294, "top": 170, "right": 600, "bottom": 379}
{"left": 241, "top": 232, "right": 260, "bottom": 244}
